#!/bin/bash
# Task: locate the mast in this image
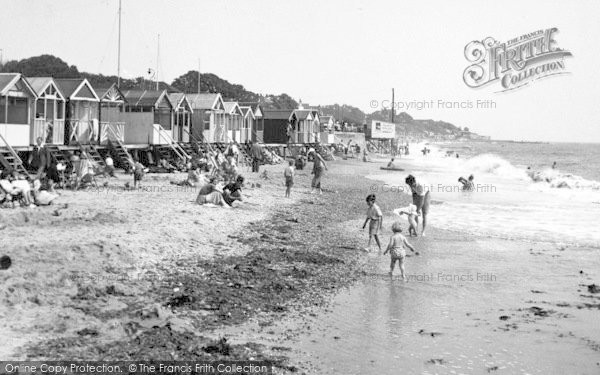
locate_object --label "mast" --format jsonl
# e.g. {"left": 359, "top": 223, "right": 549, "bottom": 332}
{"left": 391, "top": 88, "right": 395, "bottom": 122}
{"left": 117, "top": 0, "right": 121, "bottom": 87}
{"left": 156, "top": 34, "right": 160, "bottom": 90}
{"left": 197, "top": 58, "right": 201, "bottom": 93}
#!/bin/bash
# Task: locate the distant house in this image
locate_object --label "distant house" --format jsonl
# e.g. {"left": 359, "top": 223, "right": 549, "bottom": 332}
{"left": 55, "top": 78, "right": 100, "bottom": 145}
{"left": 94, "top": 83, "right": 127, "bottom": 144}
{"left": 262, "top": 109, "right": 294, "bottom": 144}
{"left": 0, "top": 73, "right": 37, "bottom": 147}
{"left": 223, "top": 101, "right": 243, "bottom": 143}
{"left": 187, "top": 93, "right": 226, "bottom": 143}
{"left": 27, "top": 77, "right": 66, "bottom": 145}
{"left": 121, "top": 89, "right": 174, "bottom": 145}
{"left": 239, "top": 102, "right": 264, "bottom": 143}
{"left": 167, "top": 93, "right": 193, "bottom": 143}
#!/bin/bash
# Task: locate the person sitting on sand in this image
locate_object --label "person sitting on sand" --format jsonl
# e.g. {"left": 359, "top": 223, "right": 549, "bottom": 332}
{"left": 393, "top": 204, "right": 420, "bottom": 237}
{"left": 458, "top": 175, "right": 475, "bottom": 191}
{"left": 384, "top": 221, "right": 416, "bottom": 281}
{"left": 32, "top": 180, "right": 59, "bottom": 206}
{"left": 196, "top": 176, "right": 229, "bottom": 207}
{"left": 387, "top": 158, "right": 396, "bottom": 168}
{"left": 223, "top": 175, "right": 245, "bottom": 206}
{"left": 362, "top": 194, "right": 383, "bottom": 252}
{"left": 0, "top": 168, "right": 34, "bottom": 207}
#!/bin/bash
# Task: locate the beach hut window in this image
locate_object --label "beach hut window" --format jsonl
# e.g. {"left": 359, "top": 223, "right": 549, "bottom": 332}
{"left": 6, "top": 97, "right": 28, "bottom": 124}
{"left": 57, "top": 102, "right": 64, "bottom": 119}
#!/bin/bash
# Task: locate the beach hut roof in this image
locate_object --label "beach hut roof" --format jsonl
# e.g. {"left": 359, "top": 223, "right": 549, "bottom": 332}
{"left": 238, "top": 102, "right": 264, "bottom": 117}
{"left": 186, "top": 93, "right": 224, "bottom": 111}
{"left": 0, "top": 73, "right": 37, "bottom": 97}
{"left": 55, "top": 78, "right": 99, "bottom": 101}
{"left": 262, "top": 109, "right": 294, "bottom": 120}
{"left": 122, "top": 89, "right": 172, "bottom": 108}
{"left": 320, "top": 115, "right": 333, "bottom": 123}
{"left": 94, "top": 83, "right": 127, "bottom": 104}
{"left": 223, "top": 101, "right": 243, "bottom": 115}
{"left": 167, "top": 93, "right": 193, "bottom": 113}
{"left": 240, "top": 106, "right": 255, "bottom": 119}
{"left": 290, "top": 109, "right": 313, "bottom": 121}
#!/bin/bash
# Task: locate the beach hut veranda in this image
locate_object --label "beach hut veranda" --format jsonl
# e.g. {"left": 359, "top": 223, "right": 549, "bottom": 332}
{"left": 55, "top": 78, "right": 100, "bottom": 145}
{"left": 95, "top": 83, "right": 127, "bottom": 145}
{"left": 27, "top": 77, "right": 66, "bottom": 145}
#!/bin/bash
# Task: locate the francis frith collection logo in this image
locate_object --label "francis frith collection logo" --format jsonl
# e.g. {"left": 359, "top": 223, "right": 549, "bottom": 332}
{"left": 463, "top": 28, "right": 572, "bottom": 92}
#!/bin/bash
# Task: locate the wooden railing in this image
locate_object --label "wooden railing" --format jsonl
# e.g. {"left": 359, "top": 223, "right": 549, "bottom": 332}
{"left": 68, "top": 120, "right": 97, "bottom": 144}
{"left": 100, "top": 122, "right": 125, "bottom": 144}
{"left": 33, "top": 118, "right": 65, "bottom": 144}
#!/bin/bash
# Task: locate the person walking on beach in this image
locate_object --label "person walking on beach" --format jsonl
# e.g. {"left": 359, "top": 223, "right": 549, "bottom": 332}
{"left": 310, "top": 151, "right": 328, "bottom": 194}
{"left": 384, "top": 221, "right": 416, "bottom": 281}
{"left": 362, "top": 194, "right": 383, "bottom": 252}
{"left": 405, "top": 174, "right": 430, "bottom": 236}
{"left": 284, "top": 160, "right": 295, "bottom": 198}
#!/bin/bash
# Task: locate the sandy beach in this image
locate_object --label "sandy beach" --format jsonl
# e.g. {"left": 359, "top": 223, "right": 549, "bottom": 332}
{"left": 1, "top": 154, "right": 599, "bottom": 374}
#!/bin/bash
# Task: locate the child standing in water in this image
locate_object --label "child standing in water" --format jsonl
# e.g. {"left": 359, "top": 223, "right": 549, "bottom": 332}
{"left": 362, "top": 194, "right": 383, "bottom": 252}
{"left": 393, "top": 204, "right": 420, "bottom": 236}
{"left": 284, "top": 160, "right": 295, "bottom": 198}
{"left": 384, "top": 222, "right": 416, "bottom": 280}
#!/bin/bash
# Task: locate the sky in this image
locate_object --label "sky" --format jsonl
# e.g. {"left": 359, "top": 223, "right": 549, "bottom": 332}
{"left": 1, "top": 0, "right": 599, "bottom": 142}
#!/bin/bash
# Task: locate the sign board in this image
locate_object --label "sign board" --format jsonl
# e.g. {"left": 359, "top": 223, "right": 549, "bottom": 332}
{"left": 370, "top": 120, "right": 395, "bottom": 139}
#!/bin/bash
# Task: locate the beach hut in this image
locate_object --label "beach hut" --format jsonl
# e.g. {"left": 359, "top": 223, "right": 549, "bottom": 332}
{"left": 95, "top": 83, "right": 127, "bottom": 145}
{"left": 289, "top": 109, "right": 315, "bottom": 143}
{"left": 0, "top": 73, "right": 37, "bottom": 148}
{"left": 187, "top": 93, "right": 225, "bottom": 143}
{"left": 239, "top": 102, "right": 264, "bottom": 143}
{"left": 262, "top": 109, "right": 293, "bottom": 144}
{"left": 320, "top": 115, "right": 334, "bottom": 131}
{"left": 26, "top": 77, "right": 66, "bottom": 145}
{"left": 55, "top": 78, "right": 100, "bottom": 145}
{"left": 167, "top": 93, "right": 193, "bottom": 143}
{"left": 223, "top": 101, "right": 243, "bottom": 143}
{"left": 239, "top": 106, "right": 255, "bottom": 144}
{"left": 121, "top": 89, "right": 174, "bottom": 145}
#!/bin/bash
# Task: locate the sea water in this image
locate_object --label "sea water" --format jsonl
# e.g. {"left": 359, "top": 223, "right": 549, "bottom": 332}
{"left": 367, "top": 141, "right": 600, "bottom": 248}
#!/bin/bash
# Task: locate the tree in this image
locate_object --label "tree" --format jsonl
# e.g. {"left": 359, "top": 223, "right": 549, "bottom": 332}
{"left": 463, "top": 127, "right": 470, "bottom": 132}
{"left": 0, "top": 55, "right": 79, "bottom": 77}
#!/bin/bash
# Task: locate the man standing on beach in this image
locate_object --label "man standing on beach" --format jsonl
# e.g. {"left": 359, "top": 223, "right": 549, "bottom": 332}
{"left": 405, "top": 174, "right": 430, "bottom": 236}
{"left": 28, "top": 137, "right": 52, "bottom": 178}
{"left": 249, "top": 141, "right": 263, "bottom": 173}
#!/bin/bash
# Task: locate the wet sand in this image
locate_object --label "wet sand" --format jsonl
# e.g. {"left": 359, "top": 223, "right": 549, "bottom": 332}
{"left": 1, "top": 156, "right": 599, "bottom": 374}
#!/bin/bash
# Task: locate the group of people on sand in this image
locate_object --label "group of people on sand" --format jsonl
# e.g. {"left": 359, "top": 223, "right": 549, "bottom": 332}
{"left": 191, "top": 141, "right": 266, "bottom": 208}
{"left": 362, "top": 174, "right": 431, "bottom": 281}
